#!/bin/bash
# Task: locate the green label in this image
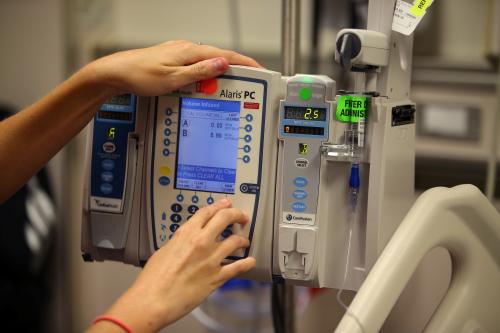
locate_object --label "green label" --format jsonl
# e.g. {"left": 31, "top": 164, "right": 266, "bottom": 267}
{"left": 336, "top": 95, "right": 369, "bottom": 123}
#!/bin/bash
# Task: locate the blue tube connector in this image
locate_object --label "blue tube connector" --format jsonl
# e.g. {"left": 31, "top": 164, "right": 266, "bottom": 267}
{"left": 349, "top": 163, "right": 360, "bottom": 189}
{"left": 349, "top": 163, "right": 360, "bottom": 211}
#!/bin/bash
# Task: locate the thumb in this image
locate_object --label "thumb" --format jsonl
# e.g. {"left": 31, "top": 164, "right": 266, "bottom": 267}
{"left": 179, "top": 57, "right": 229, "bottom": 85}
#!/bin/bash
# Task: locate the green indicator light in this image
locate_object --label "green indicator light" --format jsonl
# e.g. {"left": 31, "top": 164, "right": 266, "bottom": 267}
{"left": 336, "top": 95, "right": 369, "bottom": 123}
{"left": 299, "top": 87, "right": 312, "bottom": 101}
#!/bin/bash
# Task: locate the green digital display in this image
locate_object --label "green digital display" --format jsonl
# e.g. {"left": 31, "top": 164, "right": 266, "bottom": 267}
{"left": 284, "top": 106, "right": 327, "bottom": 121}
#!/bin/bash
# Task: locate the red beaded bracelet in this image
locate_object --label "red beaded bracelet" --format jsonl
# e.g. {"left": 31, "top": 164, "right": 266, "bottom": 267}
{"left": 92, "top": 315, "right": 136, "bottom": 333}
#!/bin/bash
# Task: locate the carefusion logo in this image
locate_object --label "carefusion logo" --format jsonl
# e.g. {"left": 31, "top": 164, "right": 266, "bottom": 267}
{"left": 90, "top": 196, "right": 122, "bottom": 213}
{"left": 282, "top": 212, "right": 315, "bottom": 226}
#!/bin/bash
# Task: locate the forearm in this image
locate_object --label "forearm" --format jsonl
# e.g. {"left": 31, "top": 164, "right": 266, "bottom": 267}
{"left": 0, "top": 64, "right": 115, "bottom": 202}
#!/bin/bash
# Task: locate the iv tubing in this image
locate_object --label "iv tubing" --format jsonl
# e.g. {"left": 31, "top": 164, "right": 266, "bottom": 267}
{"left": 334, "top": 164, "right": 365, "bottom": 333}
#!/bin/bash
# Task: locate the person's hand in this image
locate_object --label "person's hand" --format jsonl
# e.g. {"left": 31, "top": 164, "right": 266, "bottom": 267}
{"left": 98, "top": 198, "right": 256, "bottom": 333}
{"left": 85, "top": 40, "right": 262, "bottom": 97}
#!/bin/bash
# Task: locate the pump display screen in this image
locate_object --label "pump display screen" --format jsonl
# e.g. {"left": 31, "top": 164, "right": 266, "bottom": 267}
{"left": 105, "top": 94, "right": 132, "bottom": 106}
{"left": 284, "top": 125, "right": 324, "bottom": 136}
{"left": 175, "top": 97, "right": 241, "bottom": 194}
{"left": 98, "top": 111, "right": 132, "bottom": 121}
{"left": 284, "top": 106, "right": 326, "bottom": 121}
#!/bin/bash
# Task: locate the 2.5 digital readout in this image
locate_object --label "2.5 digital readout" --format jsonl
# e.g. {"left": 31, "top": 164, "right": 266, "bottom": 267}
{"left": 284, "top": 106, "right": 326, "bottom": 121}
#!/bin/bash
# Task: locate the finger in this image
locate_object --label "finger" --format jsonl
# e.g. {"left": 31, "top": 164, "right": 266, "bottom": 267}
{"left": 203, "top": 208, "right": 249, "bottom": 237}
{"left": 204, "top": 47, "right": 262, "bottom": 68}
{"left": 187, "top": 198, "right": 232, "bottom": 228}
{"left": 213, "top": 235, "right": 250, "bottom": 260}
{"left": 218, "top": 257, "right": 256, "bottom": 282}
{"left": 169, "top": 57, "right": 228, "bottom": 88}
{"left": 177, "top": 43, "right": 262, "bottom": 68}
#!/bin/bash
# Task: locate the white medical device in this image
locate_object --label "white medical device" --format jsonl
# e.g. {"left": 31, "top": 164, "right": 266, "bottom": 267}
{"left": 82, "top": 65, "right": 416, "bottom": 289}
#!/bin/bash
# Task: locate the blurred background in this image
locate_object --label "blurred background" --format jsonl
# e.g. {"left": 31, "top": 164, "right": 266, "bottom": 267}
{"left": 0, "top": 0, "right": 499, "bottom": 332}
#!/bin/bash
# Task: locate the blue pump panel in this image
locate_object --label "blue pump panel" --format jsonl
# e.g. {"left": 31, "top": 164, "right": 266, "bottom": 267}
{"left": 90, "top": 94, "right": 136, "bottom": 209}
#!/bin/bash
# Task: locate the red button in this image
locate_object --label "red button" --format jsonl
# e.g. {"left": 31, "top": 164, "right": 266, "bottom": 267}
{"left": 197, "top": 78, "right": 218, "bottom": 95}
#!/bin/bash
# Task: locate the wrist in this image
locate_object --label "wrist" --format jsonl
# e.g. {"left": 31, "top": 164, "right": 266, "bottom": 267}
{"left": 79, "top": 59, "right": 122, "bottom": 100}
{"left": 105, "top": 287, "right": 171, "bottom": 333}
{"left": 87, "top": 320, "right": 130, "bottom": 333}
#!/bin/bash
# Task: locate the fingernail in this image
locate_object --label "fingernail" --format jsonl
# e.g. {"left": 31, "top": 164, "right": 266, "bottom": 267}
{"left": 219, "top": 198, "right": 230, "bottom": 205}
{"left": 213, "top": 57, "right": 226, "bottom": 71}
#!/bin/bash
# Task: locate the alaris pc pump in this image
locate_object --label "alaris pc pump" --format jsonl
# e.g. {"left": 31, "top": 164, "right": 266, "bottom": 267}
{"left": 82, "top": 42, "right": 416, "bottom": 290}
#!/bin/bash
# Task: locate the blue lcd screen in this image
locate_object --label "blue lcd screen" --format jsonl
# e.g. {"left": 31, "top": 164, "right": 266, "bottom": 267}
{"left": 175, "top": 97, "right": 241, "bottom": 194}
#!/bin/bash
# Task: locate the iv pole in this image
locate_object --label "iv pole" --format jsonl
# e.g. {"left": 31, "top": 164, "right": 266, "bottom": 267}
{"left": 280, "top": 1, "right": 301, "bottom": 333}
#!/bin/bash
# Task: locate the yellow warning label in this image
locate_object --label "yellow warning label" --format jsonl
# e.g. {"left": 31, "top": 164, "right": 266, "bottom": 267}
{"left": 411, "top": 0, "right": 431, "bottom": 17}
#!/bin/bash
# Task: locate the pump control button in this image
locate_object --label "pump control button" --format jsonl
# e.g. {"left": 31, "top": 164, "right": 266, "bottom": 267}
{"left": 293, "top": 190, "right": 308, "bottom": 200}
{"left": 207, "top": 197, "right": 214, "bottom": 204}
{"left": 102, "top": 142, "right": 116, "bottom": 153}
{"left": 100, "top": 183, "right": 113, "bottom": 195}
{"left": 159, "top": 176, "right": 171, "bottom": 186}
{"left": 170, "top": 223, "right": 180, "bottom": 232}
{"left": 221, "top": 229, "right": 233, "bottom": 238}
{"left": 101, "top": 159, "right": 115, "bottom": 171}
{"left": 170, "top": 214, "right": 181, "bottom": 223}
{"left": 292, "top": 202, "right": 307, "bottom": 212}
{"left": 191, "top": 195, "right": 199, "bottom": 203}
{"left": 240, "top": 183, "right": 260, "bottom": 194}
{"left": 222, "top": 225, "right": 233, "bottom": 238}
{"left": 188, "top": 205, "right": 199, "bottom": 214}
{"left": 171, "top": 204, "right": 182, "bottom": 213}
{"left": 293, "top": 177, "right": 308, "bottom": 188}
{"left": 101, "top": 171, "right": 114, "bottom": 183}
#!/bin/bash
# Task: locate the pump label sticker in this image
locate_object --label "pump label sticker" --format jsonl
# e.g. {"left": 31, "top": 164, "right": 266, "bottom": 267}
{"left": 283, "top": 212, "right": 316, "bottom": 226}
{"left": 336, "top": 95, "right": 369, "bottom": 123}
{"left": 392, "top": 0, "right": 434, "bottom": 35}
{"left": 90, "top": 196, "right": 122, "bottom": 213}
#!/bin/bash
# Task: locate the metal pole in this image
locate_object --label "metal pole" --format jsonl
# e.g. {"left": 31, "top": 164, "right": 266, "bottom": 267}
{"left": 282, "top": 0, "right": 301, "bottom": 76}
{"left": 485, "top": 58, "right": 500, "bottom": 201}
{"left": 281, "top": 1, "right": 300, "bottom": 333}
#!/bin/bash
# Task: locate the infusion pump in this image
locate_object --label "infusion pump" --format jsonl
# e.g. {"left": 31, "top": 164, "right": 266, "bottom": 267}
{"left": 82, "top": 66, "right": 416, "bottom": 290}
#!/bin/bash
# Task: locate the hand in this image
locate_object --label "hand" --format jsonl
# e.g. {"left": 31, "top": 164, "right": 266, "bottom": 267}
{"left": 100, "top": 198, "right": 256, "bottom": 333}
{"left": 86, "top": 40, "right": 262, "bottom": 96}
